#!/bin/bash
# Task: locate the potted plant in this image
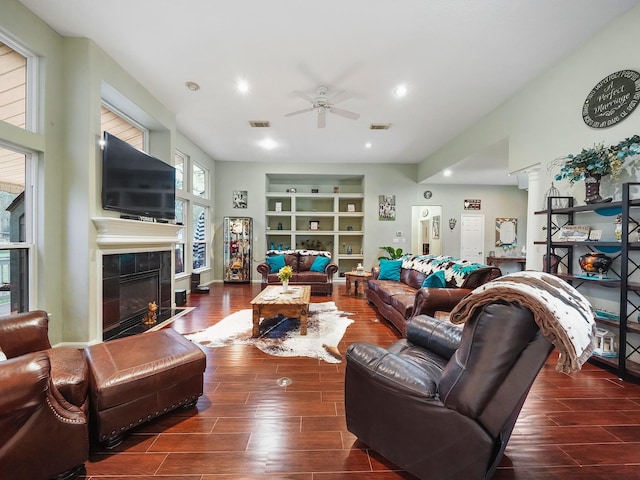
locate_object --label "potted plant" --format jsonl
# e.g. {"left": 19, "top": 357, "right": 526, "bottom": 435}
{"left": 378, "top": 246, "right": 404, "bottom": 261}
{"left": 277, "top": 265, "right": 293, "bottom": 292}
{"left": 551, "top": 135, "right": 640, "bottom": 204}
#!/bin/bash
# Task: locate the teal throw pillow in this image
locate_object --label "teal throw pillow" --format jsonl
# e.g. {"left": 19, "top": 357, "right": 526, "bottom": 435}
{"left": 310, "top": 256, "right": 330, "bottom": 272}
{"left": 421, "top": 270, "right": 446, "bottom": 288}
{"left": 378, "top": 259, "right": 402, "bottom": 281}
{"left": 266, "top": 254, "right": 286, "bottom": 274}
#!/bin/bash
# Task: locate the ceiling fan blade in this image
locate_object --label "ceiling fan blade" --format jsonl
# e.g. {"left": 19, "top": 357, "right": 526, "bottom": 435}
{"left": 328, "top": 90, "right": 351, "bottom": 105}
{"left": 317, "top": 109, "right": 326, "bottom": 128}
{"left": 284, "top": 107, "right": 314, "bottom": 117}
{"left": 329, "top": 106, "right": 360, "bottom": 120}
{"left": 292, "top": 90, "right": 315, "bottom": 103}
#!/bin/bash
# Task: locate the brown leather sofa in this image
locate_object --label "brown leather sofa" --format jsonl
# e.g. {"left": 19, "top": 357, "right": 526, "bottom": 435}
{"left": 367, "top": 255, "right": 501, "bottom": 335}
{"left": 256, "top": 249, "right": 339, "bottom": 295}
{"left": 345, "top": 302, "right": 554, "bottom": 480}
{"left": 0, "top": 311, "right": 89, "bottom": 480}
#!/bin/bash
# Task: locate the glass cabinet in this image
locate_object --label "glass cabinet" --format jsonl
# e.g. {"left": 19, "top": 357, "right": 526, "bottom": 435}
{"left": 223, "top": 217, "right": 252, "bottom": 283}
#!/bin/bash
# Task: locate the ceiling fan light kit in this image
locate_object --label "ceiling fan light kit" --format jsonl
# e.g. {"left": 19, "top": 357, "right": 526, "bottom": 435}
{"left": 284, "top": 86, "right": 360, "bottom": 128}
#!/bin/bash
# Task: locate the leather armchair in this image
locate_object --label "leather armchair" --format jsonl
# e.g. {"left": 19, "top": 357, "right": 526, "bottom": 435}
{"left": 0, "top": 311, "right": 89, "bottom": 480}
{"left": 345, "top": 302, "right": 554, "bottom": 480}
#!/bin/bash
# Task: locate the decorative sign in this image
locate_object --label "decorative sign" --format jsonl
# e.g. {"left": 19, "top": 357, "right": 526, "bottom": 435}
{"left": 463, "top": 199, "right": 481, "bottom": 210}
{"left": 583, "top": 70, "right": 640, "bottom": 128}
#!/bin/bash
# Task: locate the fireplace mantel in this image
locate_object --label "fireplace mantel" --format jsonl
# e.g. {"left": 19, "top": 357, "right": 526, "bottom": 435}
{"left": 92, "top": 217, "right": 181, "bottom": 248}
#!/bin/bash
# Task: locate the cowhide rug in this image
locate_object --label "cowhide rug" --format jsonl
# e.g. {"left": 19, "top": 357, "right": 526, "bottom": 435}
{"left": 185, "top": 302, "right": 354, "bottom": 363}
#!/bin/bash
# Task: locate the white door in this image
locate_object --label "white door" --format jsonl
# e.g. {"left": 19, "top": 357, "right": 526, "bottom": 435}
{"left": 460, "top": 214, "right": 485, "bottom": 263}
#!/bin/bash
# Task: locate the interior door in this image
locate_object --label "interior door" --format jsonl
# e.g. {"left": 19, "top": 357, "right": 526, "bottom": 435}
{"left": 460, "top": 214, "right": 485, "bottom": 263}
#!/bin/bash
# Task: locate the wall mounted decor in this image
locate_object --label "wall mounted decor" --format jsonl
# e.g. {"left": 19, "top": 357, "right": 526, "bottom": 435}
{"left": 378, "top": 195, "right": 396, "bottom": 221}
{"left": 495, "top": 218, "right": 517, "bottom": 246}
{"left": 432, "top": 216, "right": 440, "bottom": 239}
{"left": 583, "top": 70, "right": 640, "bottom": 128}
{"left": 233, "top": 190, "right": 247, "bottom": 208}
{"left": 463, "top": 199, "right": 481, "bottom": 210}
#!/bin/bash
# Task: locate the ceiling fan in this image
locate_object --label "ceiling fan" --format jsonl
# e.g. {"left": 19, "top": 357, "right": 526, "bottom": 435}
{"left": 284, "top": 86, "right": 360, "bottom": 128}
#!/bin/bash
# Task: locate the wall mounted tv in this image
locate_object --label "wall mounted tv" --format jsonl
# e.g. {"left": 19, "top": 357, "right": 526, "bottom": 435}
{"left": 102, "top": 132, "right": 176, "bottom": 220}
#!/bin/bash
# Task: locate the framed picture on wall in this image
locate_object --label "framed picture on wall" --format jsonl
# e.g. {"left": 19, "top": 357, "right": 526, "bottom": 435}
{"left": 432, "top": 215, "right": 440, "bottom": 239}
{"left": 378, "top": 195, "right": 396, "bottom": 221}
{"left": 233, "top": 190, "right": 247, "bottom": 208}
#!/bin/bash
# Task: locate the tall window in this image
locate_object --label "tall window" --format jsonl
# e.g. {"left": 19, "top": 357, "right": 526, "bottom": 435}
{"left": 0, "top": 146, "right": 31, "bottom": 314}
{"left": 175, "top": 151, "right": 210, "bottom": 273}
{"left": 0, "top": 41, "right": 28, "bottom": 129}
{"left": 0, "top": 34, "right": 37, "bottom": 314}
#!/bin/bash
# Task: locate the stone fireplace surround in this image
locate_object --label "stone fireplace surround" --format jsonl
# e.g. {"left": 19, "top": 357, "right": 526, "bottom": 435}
{"left": 93, "top": 217, "right": 182, "bottom": 341}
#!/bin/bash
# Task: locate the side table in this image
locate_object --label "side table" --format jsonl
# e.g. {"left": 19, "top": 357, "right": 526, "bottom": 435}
{"left": 345, "top": 271, "right": 372, "bottom": 296}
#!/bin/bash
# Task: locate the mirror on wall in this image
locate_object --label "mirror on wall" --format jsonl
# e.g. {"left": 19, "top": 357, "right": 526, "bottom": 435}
{"left": 495, "top": 217, "right": 517, "bottom": 246}
{"left": 412, "top": 206, "right": 442, "bottom": 256}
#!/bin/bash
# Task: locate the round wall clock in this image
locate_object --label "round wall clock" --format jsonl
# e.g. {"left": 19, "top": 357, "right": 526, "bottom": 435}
{"left": 423, "top": 190, "right": 432, "bottom": 199}
{"left": 583, "top": 70, "right": 640, "bottom": 128}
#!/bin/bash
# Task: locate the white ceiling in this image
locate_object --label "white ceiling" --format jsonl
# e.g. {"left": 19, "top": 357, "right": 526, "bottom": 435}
{"left": 18, "top": 0, "right": 640, "bottom": 186}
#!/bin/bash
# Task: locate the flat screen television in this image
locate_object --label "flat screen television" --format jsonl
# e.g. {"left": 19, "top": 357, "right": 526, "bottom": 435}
{"left": 101, "top": 132, "right": 176, "bottom": 220}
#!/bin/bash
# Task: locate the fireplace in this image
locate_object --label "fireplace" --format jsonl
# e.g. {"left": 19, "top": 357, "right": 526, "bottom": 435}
{"left": 102, "top": 251, "right": 172, "bottom": 340}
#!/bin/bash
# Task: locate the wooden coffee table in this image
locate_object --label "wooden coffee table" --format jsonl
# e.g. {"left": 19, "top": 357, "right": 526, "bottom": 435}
{"left": 250, "top": 285, "right": 311, "bottom": 337}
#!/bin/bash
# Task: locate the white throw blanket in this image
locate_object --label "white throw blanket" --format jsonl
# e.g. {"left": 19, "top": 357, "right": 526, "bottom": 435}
{"left": 449, "top": 271, "right": 597, "bottom": 373}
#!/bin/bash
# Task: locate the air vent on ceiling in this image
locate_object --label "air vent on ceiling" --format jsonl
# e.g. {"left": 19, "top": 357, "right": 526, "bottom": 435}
{"left": 370, "top": 123, "right": 391, "bottom": 130}
{"left": 249, "top": 120, "right": 271, "bottom": 128}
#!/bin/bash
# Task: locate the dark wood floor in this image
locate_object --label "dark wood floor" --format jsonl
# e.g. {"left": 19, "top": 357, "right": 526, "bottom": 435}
{"left": 80, "top": 283, "right": 640, "bottom": 479}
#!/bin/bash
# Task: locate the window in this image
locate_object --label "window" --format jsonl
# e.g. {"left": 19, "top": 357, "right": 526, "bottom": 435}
{"left": 175, "top": 152, "right": 211, "bottom": 274}
{"left": 175, "top": 151, "right": 185, "bottom": 192}
{"left": 0, "top": 145, "right": 32, "bottom": 314}
{"left": 175, "top": 198, "right": 185, "bottom": 274}
{"left": 0, "top": 40, "right": 35, "bottom": 131}
{"left": 192, "top": 203, "right": 207, "bottom": 270}
{"left": 192, "top": 162, "right": 207, "bottom": 198}
{"left": 100, "top": 105, "right": 144, "bottom": 148}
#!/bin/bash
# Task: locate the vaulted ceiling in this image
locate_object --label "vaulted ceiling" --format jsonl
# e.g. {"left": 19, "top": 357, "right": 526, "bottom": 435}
{"left": 17, "top": 0, "right": 640, "bottom": 185}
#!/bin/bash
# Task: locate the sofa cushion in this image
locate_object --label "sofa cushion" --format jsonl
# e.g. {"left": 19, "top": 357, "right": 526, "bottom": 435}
{"left": 422, "top": 270, "right": 446, "bottom": 288}
{"left": 390, "top": 294, "right": 416, "bottom": 319}
{"left": 310, "top": 256, "right": 331, "bottom": 272}
{"left": 266, "top": 254, "right": 286, "bottom": 273}
{"left": 378, "top": 259, "right": 402, "bottom": 281}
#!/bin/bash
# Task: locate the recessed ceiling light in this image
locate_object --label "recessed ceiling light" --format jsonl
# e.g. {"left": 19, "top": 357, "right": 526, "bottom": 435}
{"left": 443, "top": 169, "right": 452, "bottom": 177}
{"left": 236, "top": 78, "right": 250, "bottom": 94}
{"left": 259, "top": 138, "right": 278, "bottom": 150}
{"left": 365, "top": 142, "right": 372, "bottom": 149}
{"left": 185, "top": 81, "right": 200, "bottom": 91}
{"left": 393, "top": 84, "right": 407, "bottom": 98}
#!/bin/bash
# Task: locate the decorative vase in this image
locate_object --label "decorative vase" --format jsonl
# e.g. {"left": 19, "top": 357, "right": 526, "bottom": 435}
{"left": 579, "top": 253, "right": 613, "bottom": 277}
{"left": 282, "top": 280, "right": 289, "bottom": 293}
{"left": 584, "top": 173, "right": 612, "bottom": 204}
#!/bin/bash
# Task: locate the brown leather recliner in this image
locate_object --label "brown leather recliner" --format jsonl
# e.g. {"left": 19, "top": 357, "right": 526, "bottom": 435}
{"left": 0, "top": 311, "right": 89, "bottom": 480}
{"left": 345, "top": 302, "right": 554, "bottom": 480}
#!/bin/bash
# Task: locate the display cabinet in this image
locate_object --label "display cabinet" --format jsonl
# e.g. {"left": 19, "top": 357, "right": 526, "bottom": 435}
{"left": 223, "top": 217, "right": 252, "bottom": 283}
{"left": 535, "top": 182, "right": 640, "bottom": 380}
{"left": 265, "top": 174, "right": 365, "bottom": 276}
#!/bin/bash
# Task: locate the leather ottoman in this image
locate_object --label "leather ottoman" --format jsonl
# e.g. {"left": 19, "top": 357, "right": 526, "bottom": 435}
{"left": 84, "top": 328, "right": 206, "bottom": 448}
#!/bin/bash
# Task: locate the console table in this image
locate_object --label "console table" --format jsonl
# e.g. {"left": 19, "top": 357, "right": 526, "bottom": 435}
{"left": 486, "top": 256, "right": 526, "bottom": 270}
